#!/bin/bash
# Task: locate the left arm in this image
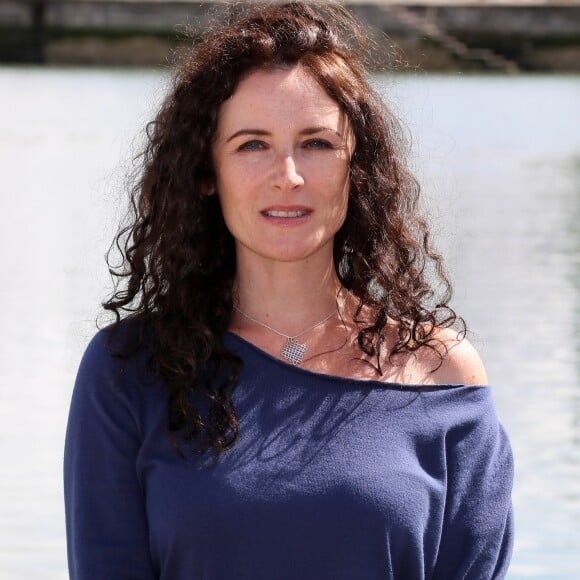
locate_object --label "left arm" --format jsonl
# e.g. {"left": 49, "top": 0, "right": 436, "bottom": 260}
{"left": 431, "top": 332, "right": 514, "bottom": 578}
{"left": 433, "top": 386, "right": 514, "bottom": 579}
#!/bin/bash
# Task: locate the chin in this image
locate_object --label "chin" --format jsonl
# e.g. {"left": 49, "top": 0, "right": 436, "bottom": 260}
{"left": 251, "top": 241, "right": 313, "bottom": 262}
{"left": 264, "top": 248, "right": 314, "bottom": 263}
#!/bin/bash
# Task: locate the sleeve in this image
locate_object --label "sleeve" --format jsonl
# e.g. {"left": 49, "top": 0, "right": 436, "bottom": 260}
{"left": 432, "top": 388, "right": 514, "bottom": 580}
{"left": 64, "top": 331, "right": 157, "bottom": 579}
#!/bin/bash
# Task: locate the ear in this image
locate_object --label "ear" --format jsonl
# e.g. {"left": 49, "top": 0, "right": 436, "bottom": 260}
{"left": 200, "top": 175, "right": 217, "bottom": 197}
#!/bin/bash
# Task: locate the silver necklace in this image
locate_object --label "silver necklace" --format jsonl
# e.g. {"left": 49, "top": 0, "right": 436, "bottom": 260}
{"left": 233, "top": 305, "right": 337, "bottom": 366}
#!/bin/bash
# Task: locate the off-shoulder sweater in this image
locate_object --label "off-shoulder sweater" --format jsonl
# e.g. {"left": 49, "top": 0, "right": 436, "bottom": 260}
{"left": 64, "top": 327, "right": 514, "bottom": 579}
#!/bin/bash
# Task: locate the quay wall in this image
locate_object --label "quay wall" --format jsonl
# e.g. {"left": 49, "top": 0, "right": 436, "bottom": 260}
{"left": 1, "top": 1, "right": 580, "bottom": 70}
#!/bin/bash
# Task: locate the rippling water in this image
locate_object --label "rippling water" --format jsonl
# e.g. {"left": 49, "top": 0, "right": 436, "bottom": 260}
{"left": 0, "top": 67, "right": 578, "bottom": 578}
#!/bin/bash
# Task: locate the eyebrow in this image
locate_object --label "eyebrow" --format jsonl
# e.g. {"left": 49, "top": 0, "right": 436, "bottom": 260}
{"left": 225, "top": 126, "right": 343, "bottom": 143}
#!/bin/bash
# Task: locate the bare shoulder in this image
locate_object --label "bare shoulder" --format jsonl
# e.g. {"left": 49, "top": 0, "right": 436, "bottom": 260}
{"left": 346, "top": 307, "right": 488, "bottom": 386}
{"left": 428, "top": 328, "right": 489, "bottom": 386}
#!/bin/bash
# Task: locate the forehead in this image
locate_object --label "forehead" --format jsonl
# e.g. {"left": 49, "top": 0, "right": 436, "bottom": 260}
{"left": 216, "top": 65, "right": 346, "bottom": 133}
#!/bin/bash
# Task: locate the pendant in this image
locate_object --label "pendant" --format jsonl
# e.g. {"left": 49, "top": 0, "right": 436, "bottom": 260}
{"left": 281, "top": 337, "right": 307, "bottom": 366}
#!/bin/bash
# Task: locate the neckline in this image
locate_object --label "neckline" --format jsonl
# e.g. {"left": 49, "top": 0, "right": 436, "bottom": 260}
{"left": 224, "top": 331, "right": 487, "bottom": 392}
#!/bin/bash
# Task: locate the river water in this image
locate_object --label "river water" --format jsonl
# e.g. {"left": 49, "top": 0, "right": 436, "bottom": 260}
{"left": 0, "top": 67, "right": 579, "bottom": 578}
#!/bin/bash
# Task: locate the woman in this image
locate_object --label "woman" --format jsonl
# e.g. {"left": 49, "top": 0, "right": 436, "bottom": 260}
{"left": 64, "top": 2, "right": 514, "bottom": 579}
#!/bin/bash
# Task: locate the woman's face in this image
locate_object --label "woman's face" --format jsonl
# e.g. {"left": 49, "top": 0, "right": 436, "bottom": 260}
{"left": 212, "top": 65, "right": 355, "bottom": 267}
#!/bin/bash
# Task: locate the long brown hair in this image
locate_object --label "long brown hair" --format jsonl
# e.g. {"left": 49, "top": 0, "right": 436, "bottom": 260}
{"left": 104, "top": 1, "right": 463, "bottom": 456}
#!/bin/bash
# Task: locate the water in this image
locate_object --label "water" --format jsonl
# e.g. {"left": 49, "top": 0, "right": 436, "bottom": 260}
{"left": 0, "top": 67, "right": 579, "bottom": 578}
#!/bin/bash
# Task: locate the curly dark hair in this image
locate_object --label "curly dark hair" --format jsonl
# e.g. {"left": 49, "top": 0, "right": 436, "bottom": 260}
{"left": 103, "top": 1, "right": 464, "bottom": 456}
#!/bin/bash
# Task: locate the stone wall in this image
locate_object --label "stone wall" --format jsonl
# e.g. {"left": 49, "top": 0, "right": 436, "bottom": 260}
{"left": 1, "top": 1, "right": 580, "bottom": 70}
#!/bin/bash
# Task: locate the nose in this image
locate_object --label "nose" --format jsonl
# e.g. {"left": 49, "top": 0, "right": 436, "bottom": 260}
{"left": 271, "top": 154, "right": 304, "bottom": 191}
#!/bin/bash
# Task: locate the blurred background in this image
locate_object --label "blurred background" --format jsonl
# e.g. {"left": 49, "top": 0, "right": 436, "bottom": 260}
{"left": 1, "top": 1, "right": 579, "bottom": 578}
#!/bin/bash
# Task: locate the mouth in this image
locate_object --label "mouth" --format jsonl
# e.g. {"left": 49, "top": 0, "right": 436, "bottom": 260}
{"left": 263, "top": 209, "right": 309, "bottom": 218}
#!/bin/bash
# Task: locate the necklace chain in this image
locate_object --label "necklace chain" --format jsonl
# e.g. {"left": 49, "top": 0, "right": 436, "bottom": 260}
{"left": 233, "top": 305, "right": 337, "bottom": 366}
{"left": 233, "top": 305, "right": 337, "bottom": 340}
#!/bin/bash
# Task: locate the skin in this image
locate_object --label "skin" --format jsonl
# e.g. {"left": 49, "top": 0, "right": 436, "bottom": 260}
{"left": 213, "top": 65, "right": 355, "bottom": 267}
{"left": 212, "top": 65, "right": 487, "bottom": 385}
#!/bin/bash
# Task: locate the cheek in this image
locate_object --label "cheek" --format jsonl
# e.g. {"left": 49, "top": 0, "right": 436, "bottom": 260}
{"left": 337, "top": 184, "right": 350, "bottom": 225}
{"left": 330, "top": 165, "right": 351, "bottom": 209}
{"left": 215, "top": 176, "right": 258, "bottom": 236}
{"left": 320, "top": 175, "right": 350, "bottom": 232}
{"left": 216, "top": 158, "right": 261, "bottom": 197}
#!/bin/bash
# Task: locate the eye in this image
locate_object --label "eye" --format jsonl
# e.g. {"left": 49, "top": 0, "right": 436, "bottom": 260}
{"left": 303, "top": 139, "right": 333, "bottom": 150}
{"left": 237, "top": 140, "right": 267, "bottom": 151}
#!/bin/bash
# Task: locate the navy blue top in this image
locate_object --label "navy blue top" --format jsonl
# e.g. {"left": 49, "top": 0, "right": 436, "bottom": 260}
{"left": 64, "top": 327, "right": 514, "bottom": 579}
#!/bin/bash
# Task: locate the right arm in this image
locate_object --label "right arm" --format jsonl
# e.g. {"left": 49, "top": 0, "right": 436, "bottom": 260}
{"left": 64, "top": 331, "right": 157, "bottom": 579}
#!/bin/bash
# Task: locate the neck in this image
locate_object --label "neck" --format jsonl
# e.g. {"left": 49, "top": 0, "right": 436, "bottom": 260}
{"left": 233, "top": 254, "right": 343, "bottom": 337}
